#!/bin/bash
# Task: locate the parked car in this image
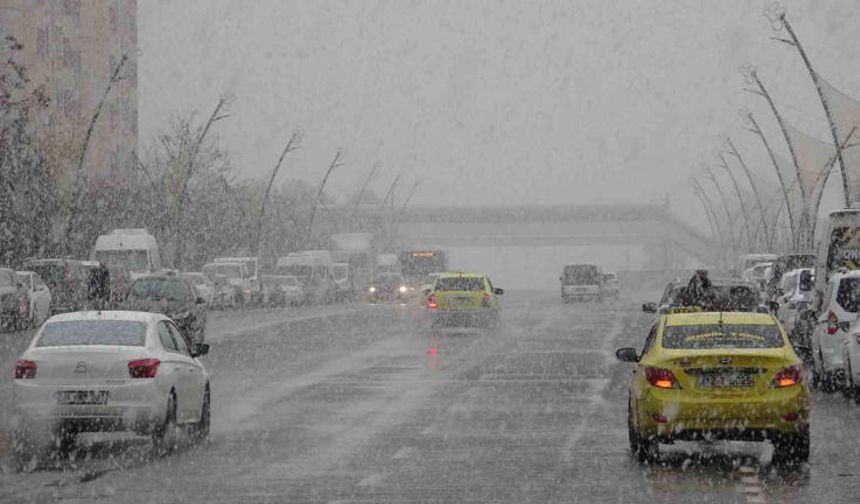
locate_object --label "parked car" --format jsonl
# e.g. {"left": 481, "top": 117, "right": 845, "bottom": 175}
{"left": 16, "top": 271, "right": 52, "bottom": 328}
{"left": 262, "top": 275, "right": 303, "bottom": 307}
{"left": 181, "top": 272, "right": 214, "bottom": 306}
{"left": 22, "top": 258, "right": 86, "bottom": 314}
{"left": 11, "top": 311, "right": 210, "bottom": 467}
{"left": 811, "top": 269, "right": 860, "bottom": 391}
{"left": 773, "top": 268, "right": 815, "bottom": 347}
{"left": 122, "top": 274, "right": 208, "bottom": 345}
{"left": 213, "top": 257, "right": 262, "bottom": 305}
{"left": 0, "top": 267, "right": 30, "bottom": 332}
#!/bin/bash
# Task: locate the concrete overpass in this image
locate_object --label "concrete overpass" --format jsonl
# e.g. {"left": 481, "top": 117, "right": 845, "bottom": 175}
{"left": 393, "top": 203, "right": 716, "bottom": 268}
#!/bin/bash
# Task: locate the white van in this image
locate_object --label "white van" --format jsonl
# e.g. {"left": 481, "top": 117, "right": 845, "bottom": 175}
{"left": 815, "top": 208, "right": 860, "bottom": 303}
{"left": 276, "top": 250, "right": 335, "bottom": 304}
{"left": 92, "top": 229, "right": 161, "bottom": 279}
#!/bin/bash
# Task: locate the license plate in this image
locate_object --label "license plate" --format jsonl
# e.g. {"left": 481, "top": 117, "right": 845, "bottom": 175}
{"left": 450, "top": 297, "right": 471, "bottom": 306}
{"left": 699, "top": 371, "right": 755, "bottom": 388}
{"left": 56, "top": 390, "right": 109, "bottom": 405}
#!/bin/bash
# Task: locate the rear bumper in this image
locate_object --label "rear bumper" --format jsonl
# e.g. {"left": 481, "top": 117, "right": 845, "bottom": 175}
{"left": 430, "top": 309, "right": 498, "bottom": 327}
{"left": 13, "top": 381, "right": 167, "bottom": 435}
{"left": 636, "top": 385, "right": 810, "bottom": 440}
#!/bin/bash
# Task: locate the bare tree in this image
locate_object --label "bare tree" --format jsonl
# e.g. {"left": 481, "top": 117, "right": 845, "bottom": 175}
{"left": 253, "top": 129, "right": 302, "bottom": 255}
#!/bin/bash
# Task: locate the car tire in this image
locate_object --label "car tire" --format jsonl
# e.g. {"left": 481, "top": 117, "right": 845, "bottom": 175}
{"left": 190, "top": 387, "right": 210, "bottom": 444}
{"left": 628, "top": 400, "right": 658, "bottom": 464}
{"left": 153, "top": 392, "right": 178, "bottom": 456}
{"left": 772, "top": 428, "right": 810, "bottom": 465}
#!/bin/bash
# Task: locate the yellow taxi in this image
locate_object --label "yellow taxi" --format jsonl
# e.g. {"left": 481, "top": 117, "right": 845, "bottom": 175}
{"left": 616, "top": 311, "right": 811, "bottom": 464}
{"left": 426, "top": 272, "right": 503, "bottom": 328}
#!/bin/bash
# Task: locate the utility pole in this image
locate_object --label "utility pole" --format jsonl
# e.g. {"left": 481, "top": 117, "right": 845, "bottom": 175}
{"left": 305, "top": 151, "right": 344, "bottom": 246}
{"left": 253, "top": 129, "right": 302, "bottom": 255}
{"left": 770, "top": 9, "right": 850, "bottom": 206}
{"left": 725, "top": 137, "right": 772, "bottom": 250}
{"left": 743, "top": 111, "right": 796, "bottom": 249}
{"left": 718, "top": 154, "right": 755, "bottom": 252}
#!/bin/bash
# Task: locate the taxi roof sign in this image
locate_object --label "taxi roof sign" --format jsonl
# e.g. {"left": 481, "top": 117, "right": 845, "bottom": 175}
{"left": 668, "top": 306, "right": 703, "bottom": 314}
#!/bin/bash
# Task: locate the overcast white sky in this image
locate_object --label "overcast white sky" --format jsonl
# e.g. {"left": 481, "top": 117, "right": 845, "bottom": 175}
{"left": 138, "top": 0, "right": 859, "bottom": 214}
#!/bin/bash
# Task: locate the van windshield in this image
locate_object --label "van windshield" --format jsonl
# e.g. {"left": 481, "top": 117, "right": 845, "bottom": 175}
{"left": 94, "top": 250, "right": 149, "bottom": 273}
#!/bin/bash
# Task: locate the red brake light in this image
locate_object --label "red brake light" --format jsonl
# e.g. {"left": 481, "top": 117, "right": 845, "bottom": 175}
{"left": 128, "top": 359, "right": 160, "bottom": 378}
{"left": 644, "top": 366, "right": 681, "bottom": 389}
{"left": 482, "top": 292, "right": 491, "bottom": 306}
{"left": 14, "top": 359, "right": 36, "bottom": 379}
{"left": 827, "top": 310, "right": 839, "bottom": 335}
{"left": 772, "top": 365, "right": 802, "bottom": 388}
{"left": 427, "top": 294, "right": 438, "bottom": 310}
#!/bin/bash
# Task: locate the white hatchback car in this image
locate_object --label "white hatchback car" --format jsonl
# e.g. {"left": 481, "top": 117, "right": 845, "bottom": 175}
{"left": 811, "top": 270, "right": 860, "bottom": 390}
{"left": 12, "top": 311, "right": 211, "bottom": 465}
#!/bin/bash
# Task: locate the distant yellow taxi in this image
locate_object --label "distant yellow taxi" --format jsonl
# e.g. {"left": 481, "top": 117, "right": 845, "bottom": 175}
{"left": 426, "top": 272, "right": 503, "bottom": 328}
{"left": 616, "top": 311, "right": 811, "bottom": 463}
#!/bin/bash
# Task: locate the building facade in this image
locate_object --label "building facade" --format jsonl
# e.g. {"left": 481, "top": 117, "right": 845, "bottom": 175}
{"left": 0, "top": 0, "right": 137, "bottom": 183}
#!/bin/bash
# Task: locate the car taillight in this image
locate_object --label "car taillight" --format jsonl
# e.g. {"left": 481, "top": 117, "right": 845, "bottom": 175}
{"left": 128, "top": 359, "right": 160, "bottom": 378}
{"left": 827, "top": 310, "right": 839, "bottom": 335}
{"left": 14, "top": 359, "right": 36, "bottom": 379}
{"left": 644, "top": 366, "right": 681, "bottom": 389}
{"left": 482, "top": 292, "right": 491, "bottom": 306}
{"left": 772, "top": 365, "right": 802, "bottom": 388}
{"left": 427, "top": 294, "right": 438, "bottom": 310}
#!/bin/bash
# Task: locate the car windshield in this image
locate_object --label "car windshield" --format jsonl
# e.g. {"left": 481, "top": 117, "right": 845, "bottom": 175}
{"left": 277, "top": 264, "right": 313, "bottom": 277}
{"left": 375, "top": 274, "right": 403, "bottom": 286}
{"left": 435, "top": 277, "right": 484, "bottom": 291}
{"left": 129, "top": 278, "right": 190, "bottom": 303}
{"left": 93, "top": 250, "right": 149, "bottom": 272}
{"left": 203, "top": 263, "right": 242, "bottom": 280}
{"left": 37, "top": 320, "right": 147, "bottom": 347}
{"left": 662, "top": 323, "right": 784, "bottom": 350}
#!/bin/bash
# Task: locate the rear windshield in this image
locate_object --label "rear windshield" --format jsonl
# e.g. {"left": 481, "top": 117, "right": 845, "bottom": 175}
{"left": 563, "top": 266, "right": 599, "bottom": 285}
{"left": 662, "top": 324, "right": 784, "bottom": 350}
{"left": 129, "top": 278, "right": 190, "bottom": 303}
{"left": 37, "top": 320, "right": 147, "bottom": 347}
{"left": 435, "top": 277, "right": 484, "bottom": 291}
{"left": 376, "top": 274, "right": 403, "bottom": 286}
{"left": 836, "top": 277, "right": 860, "bottom": 313}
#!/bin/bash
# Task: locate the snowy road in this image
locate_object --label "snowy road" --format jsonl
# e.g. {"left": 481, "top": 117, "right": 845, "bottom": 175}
{"left": 3, "top": 292, "right": 860, "bottom": 503}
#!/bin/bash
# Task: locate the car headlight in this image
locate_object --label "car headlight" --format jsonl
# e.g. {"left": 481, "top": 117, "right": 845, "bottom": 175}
{"left": 399, "top": 285, "right": 408, "bottom": 293}
{"left": 369, "top": 286, "right": 377, "bottom": 293}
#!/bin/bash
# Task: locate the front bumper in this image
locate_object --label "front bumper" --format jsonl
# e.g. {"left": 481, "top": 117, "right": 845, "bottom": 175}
{"left": 636, "top": 384, "right": 810, "bottom": 441}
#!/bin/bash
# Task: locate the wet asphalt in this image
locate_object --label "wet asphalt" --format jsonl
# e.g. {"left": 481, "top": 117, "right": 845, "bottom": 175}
{"left": 2, "top": 291, "right": 860, "bottom": 503}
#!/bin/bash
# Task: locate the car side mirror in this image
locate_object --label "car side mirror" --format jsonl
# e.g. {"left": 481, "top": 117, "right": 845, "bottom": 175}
{"left": 494, "top": 288, "right": 504, "bottom": 295}
{"left": 642, "top": 302, "right": 657, "bottom": 313}
{"left": 197, "top": 297, "right": 207, "bottom": 304}
{"left": 616, "top": 347, "right": 639, "bottom": 363}
{"left": 193, "top": 342, "right": 210, "bottom": 357}
{"left": 793, "top": 344, "right": 812, "bottom": 363}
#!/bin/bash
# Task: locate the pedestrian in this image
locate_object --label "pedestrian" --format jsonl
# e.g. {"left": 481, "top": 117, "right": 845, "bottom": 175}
{"left": 88, "top": 262, "right": 111, "bottom": 311}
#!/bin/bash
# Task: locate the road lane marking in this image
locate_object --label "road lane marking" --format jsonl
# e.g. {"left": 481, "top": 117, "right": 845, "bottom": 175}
{"left": 561, "top": 317, "right": 624, "bottom": 464}
{"left": 738, "top": 465, "right": 766, "bottom": 504}
{"left": 357, "top": 472, "right": 385, "bottom": 487}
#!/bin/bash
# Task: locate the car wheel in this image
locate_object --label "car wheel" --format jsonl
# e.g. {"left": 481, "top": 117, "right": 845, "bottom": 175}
{"left": 843, "top": 360, "right": 855, "bottom": 401}
{"left": 190, "top": 387, "right": 210, "bottom": 443}
{"left": 628, "top": 399, "right": 658, "bottom": 463}
{"left": 772, "top": 428, "right": 810, "bottom": 465}
{"left": 153, "top": 392, "right": 178, "bottom": 456}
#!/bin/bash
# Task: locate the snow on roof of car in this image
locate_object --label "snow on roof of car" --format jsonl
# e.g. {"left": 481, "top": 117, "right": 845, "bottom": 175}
{"left": 46, "top": 310, "right": 167, "bottom": 324}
